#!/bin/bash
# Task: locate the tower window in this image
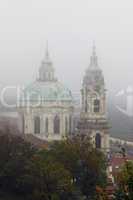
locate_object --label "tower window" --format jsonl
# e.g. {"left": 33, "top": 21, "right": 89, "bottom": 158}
{"left": 54, "top": 115, "right": 60, "bottom": 134}
{"left": 95, "top": 133, "right": 101, "bottom": 149}
{"left": 94, "top": 99, "right": 100, "bottom": 113}
{"left": 34, "top": 116, "right": 40, "bottom": 134}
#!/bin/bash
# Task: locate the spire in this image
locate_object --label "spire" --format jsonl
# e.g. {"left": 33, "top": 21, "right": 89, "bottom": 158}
{"left": 45, "top": 40, "right": 50, "bottom": 60}
{"left": 38, "top": 42, "right": 57, "bottom": 82}
{"left": 90, "top": 41, "right": 98, "bottom": 68}
{"left": 41, "top": 40, "right": 52, "bottom": 64}
{"left": 92, "top": 40, "right": 96, "bottom": 57}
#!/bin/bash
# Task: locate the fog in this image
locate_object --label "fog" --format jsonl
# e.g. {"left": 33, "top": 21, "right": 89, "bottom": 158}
{"left": 0, "top": 0, "right": 133, "bottom": 96}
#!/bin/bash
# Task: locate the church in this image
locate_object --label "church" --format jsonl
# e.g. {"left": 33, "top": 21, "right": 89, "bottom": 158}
{"left": 77, "top": 44, "right": 110, "bottom": 152}
{"left": 19, "top": 42, "right": 110, "bottom": 151}
{"left": 19, "top": 45, "right": 74, "bottom": 141}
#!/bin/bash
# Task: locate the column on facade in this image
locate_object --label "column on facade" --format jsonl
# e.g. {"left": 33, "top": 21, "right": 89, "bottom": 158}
{"left": 91, "top": 97, "right": 94, "bottom": 114}
{"left": 65, "top": 114, "right": 70, "bottom": 136}
{"left": 27, "top": 113, "right": 33, "bottom": 134}
{"left": 102, "top": 95, "right": 106, "bottom": 114}
{"left": 69, "top": 115, "right": 71, "bottom": 134}
{"left": 101, "top": 133, "right": 105, "bottom": 149}
{"left": 71, "top": 114, "right": 74, "bottom": 134}
{"left": 23, "top": 114, "right": 27, "bottom": 134}
{"left": 91, "top": 130, "right": 96, "bottom": 148}
{"left": 103, "top": 132, "right": 110, "bottom": 150}
{"left": 21, "top": 113, "right": 25, "bottom": 134}
{"left": 61, "top": 114, "right": 65, "bottom": 137}
{"left": 60, "top": 113, "right": 64, "bottom": 138}
{"left": 100, "top": 95, "right": 103, "bottom": 114}
{"left": 42, "top": 114, "right": 45, "bottom": 135}
{"left": 40, "top": 114, "right": 43, "bottom": 135}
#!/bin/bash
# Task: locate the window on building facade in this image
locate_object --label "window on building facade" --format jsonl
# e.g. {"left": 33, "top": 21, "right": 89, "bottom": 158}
{"left": 34, "top": 116, "right": 40, "bottom": 134}
{"left": 95, "top": 133, "right": 101, "bottom": 148}
{"left": 54, "top": 115, "right": 60, "bottom": 134}
{"left": 45, "top": 118, "right": 48, "bottom": 133}
{"left": 94, "top": 99, "right": 100, "bottom": 113}
{"left": 65, "top": 117, "right": 68, "bottom": 134}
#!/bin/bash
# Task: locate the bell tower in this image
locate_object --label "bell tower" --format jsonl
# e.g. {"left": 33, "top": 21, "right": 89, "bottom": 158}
{"left": 78, "top": 43, "right": 110, "bottom": 152}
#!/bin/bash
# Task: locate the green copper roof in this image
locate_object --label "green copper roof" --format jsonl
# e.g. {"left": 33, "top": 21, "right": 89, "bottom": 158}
{"left": 22, "top": 80, "right": 73, "bottom": 102}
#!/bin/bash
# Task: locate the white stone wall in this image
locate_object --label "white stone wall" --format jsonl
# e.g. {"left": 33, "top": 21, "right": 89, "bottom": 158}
{"left": 19, "top": 101, "right": 74, "bottom": 141}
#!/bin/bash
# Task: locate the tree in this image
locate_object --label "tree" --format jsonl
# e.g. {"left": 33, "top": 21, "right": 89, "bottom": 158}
{"left": 0, "top": 132, "right": 107, "bottom": 200}
{"left": 48, "top": 135, "right": 107, "bottom": 199}
{"left": 0, "top": 132, "right": 74, "bottom": 200}
{"left": 114, "top": 161, "right": 133, "bottom": 200}
{"left": 0, "top": 132, "right": 36, "bottom": 199}
{"left": 23, "top": 152, "right": 74, "bottom": 200}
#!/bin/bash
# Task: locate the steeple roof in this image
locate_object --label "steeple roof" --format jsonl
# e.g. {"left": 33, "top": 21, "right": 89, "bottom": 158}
{"left": 42, "top": 41, "right": 52, "bottom": 64}
{"left": 89, "top": 42, "right": 99, "bottom": 70}
{"left": 38, "top": 42, "right": 56, "bottom": 82}
{"left": 21, "top": 42, "right": 73, "bottom": 104}
{"left": 83, "top": 42, "right": 104, "bottom": 90}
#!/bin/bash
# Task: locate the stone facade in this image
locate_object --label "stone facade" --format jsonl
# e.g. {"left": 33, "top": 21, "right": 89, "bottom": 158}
{"left": 20, "top": 103, "right": 73, "bottom": 141}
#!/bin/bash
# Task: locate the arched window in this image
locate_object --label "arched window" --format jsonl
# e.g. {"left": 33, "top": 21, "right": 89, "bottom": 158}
{"left": 94, "top": 99, "right": 100, "bottom": 113}
{"left": 34, "top": 116, "right": 40, "bottom": 134}
{"left": 65, "top": 117, "right": 68, "bottom": 134}
{"left": 45, "top": 118, "right": 49, "bottom": 133}
{"left": 95, "top": 133, "right": 101, "bottom": 149}
{"left": 54, "top": 115, "right": 60, "bottom": 134}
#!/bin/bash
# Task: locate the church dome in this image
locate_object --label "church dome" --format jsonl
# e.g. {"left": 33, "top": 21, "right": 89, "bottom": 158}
{"left": 22, "top": 80, "right": 73, "bottom": 103}
{"left": 20, "top": 43, "right": 73, "bottom": 106}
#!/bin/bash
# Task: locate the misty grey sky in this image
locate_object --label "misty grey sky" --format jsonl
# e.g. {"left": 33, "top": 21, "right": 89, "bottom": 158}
{"left": 0, "top": 0, "right": 133, "bottom": 95}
